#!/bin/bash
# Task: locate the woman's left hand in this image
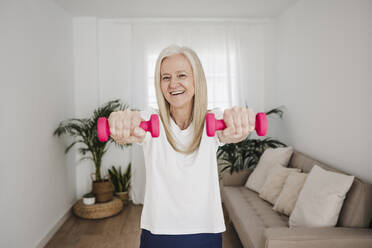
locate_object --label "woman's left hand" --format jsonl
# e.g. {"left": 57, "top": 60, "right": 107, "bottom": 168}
{"left": 217, "top": 106, "right": 256, "bottom": 144}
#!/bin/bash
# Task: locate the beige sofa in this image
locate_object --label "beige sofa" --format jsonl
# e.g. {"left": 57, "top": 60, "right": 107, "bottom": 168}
{"left": 221, "top": 149, "right": 372, "bottom": 248}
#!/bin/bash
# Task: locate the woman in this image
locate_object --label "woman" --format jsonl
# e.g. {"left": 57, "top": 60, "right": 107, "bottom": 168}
{"left": 108, "top": 45, "right": 256, "bottom": 248}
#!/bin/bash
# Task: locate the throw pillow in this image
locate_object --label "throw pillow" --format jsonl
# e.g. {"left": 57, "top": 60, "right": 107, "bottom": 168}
{"left": 273, "top": 171, "right": 308, "bottom": 216}
{"left": 289, "top": 165, "right": 354, "bottom": 227}
{"left": 259, "top": 164, "right": 301, "bottom": 205}
{"left": 245, "top": 146, "right": 294, "bottom": 193}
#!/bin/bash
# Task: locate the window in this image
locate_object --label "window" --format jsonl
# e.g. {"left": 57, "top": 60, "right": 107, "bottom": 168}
{"left": 146, "top": 51, "right": 233, "bottom": 111}
{"left": 147, "top": 54, "right": 159, "bottom": 109}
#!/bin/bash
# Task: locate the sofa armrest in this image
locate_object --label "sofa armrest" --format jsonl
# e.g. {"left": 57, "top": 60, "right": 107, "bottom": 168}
{"left": 221, "top": 169, "right": 253, "bottom": 187}
{"left": 264, "top": 227, "right": 372, "bottom": 248}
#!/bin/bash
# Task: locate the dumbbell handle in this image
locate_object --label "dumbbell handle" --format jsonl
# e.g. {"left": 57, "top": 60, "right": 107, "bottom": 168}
{"left": 206, "top": 112, "right": 268, "bottom": 137}
{"left": 97, "top": 114, "right": 160, "bottom": 142}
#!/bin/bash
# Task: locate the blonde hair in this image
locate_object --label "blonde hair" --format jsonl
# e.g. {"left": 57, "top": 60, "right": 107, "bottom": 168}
{"left": 154, "top": 44, "right": 208, "bottom": 154}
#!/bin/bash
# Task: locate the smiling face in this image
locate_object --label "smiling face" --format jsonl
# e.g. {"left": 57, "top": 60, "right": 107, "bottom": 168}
{"left": 160, "top": 53, "right": 195, "bottom": 110}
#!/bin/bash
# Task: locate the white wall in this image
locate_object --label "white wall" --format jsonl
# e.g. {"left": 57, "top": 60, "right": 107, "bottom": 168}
{"left": 264, "top": 0, "right": 372, "bottom": 183}
{"left": 73, "top": 17, "right": 133, "bottom": 200}
{"left": 0, "top": 0, "right": 75, "bottom": 247}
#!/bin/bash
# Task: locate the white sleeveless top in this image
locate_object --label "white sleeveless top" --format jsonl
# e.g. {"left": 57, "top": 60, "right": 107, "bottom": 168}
{"left": 135, "top": 107, "right": 226, "bottom": 235}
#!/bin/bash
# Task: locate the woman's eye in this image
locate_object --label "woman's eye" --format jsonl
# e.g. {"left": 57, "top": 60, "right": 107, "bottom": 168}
{"left": 162, "top": 77, "right": 170, "bottom": 80}
{"left": 179, "top": 74, "right": 186, "bottom": 78}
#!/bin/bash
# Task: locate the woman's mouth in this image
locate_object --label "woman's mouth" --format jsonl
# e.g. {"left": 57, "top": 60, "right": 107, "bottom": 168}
{"left": 170, "top": 90, "right": 185, "bottom": 97}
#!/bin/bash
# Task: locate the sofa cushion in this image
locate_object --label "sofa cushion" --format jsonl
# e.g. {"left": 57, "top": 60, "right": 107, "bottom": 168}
{"left": 259, "top": 165, "right": 301, "bottom": 205}
{"left": 245, "top": 147, "right": 294, "bottom": 193}
{"left": 337, "top": 178, "right": 372, "bottom": 228}
{"left": 288, "top": 150, "right": 372, "bottom": 228}
{"left": 264, "top": 227, "right": 372, "bottom": 248}
{"left": 273, "top": 171, "right": 308, "bottom": 216}
{"left": 222, "top": 186, "right": 288, "bottom": 248}
{"left": 289, "top": 165, "right": 354, "bottom": 228}
{"left": 222, "top": 169, "right": 253, "bottom": 187}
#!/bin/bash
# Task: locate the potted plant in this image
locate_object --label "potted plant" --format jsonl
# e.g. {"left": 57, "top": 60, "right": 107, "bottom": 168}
{"left": 217, "top": 106, "right": 288, "bottom": 178}
{"left": 53, "top": 99, "right": 132, "bottom": 203}
{"left": 108, "top": 163, "right": 131, "bottom": 205}
{"left": 82, "top": 192, "right": 96, "bottom": 205}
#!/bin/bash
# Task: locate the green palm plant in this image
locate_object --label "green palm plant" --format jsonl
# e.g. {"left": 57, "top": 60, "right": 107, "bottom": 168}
{"left": 108, "top": 163, "right": 132, "bottom": 193}
{"left": 217, "top": 106, "right": 287, "bottom": 175}
{"left": 53, "top": 99, "right": 131, "bottom": 182}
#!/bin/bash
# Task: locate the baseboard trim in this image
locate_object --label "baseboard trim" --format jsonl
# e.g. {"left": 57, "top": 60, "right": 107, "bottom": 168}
{"left": 36, "top": 203, "right": 74, "bottom": 248}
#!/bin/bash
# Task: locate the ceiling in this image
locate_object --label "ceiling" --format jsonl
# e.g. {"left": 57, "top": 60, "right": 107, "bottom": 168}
{"left": 54, "top": 0, "right": 299, "bottom": 18}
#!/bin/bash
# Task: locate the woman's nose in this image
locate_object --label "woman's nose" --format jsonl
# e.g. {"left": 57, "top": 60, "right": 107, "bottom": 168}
{"left": 169, "top": 76, "right": 180, "bottom": 88}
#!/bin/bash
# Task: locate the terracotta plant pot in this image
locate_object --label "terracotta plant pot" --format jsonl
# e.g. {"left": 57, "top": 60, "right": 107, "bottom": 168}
{"left": 115, "top": 191, "right": 129, "bottom": 205}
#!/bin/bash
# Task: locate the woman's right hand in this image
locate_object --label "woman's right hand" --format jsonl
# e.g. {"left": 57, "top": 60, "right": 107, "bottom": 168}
{"left": 108, "top": 109, "right": 146, "bottom": 144}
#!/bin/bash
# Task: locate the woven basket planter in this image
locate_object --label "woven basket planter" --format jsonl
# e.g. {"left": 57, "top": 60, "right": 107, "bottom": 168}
{"left": 73, "top": 197, "right": 123, "bottom": 219}
{"left": 115, "top": 191, "right": 129, "bottom": 205}
{"left": 91, "top": 173, "right": 114, "bottom": 203}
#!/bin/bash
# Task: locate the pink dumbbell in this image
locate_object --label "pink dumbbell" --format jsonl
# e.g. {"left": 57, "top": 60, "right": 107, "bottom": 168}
{"left": 206, "top": 112, "right": 268, "bottom": 137}
{"left": 97, "top": 114, "right": 160, "bottom": 142}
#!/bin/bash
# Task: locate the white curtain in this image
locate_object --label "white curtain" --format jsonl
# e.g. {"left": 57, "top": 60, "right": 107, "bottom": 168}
{"left": 97, "top": 20, "right": 265, "bottom": 204}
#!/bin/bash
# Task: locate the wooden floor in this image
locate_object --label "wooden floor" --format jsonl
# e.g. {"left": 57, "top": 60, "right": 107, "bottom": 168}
{"left": 45, "top": 201, "right": 243, "bottom": 248}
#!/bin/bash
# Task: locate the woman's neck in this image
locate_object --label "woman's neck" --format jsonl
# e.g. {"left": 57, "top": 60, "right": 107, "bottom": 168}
{"left": 170, "top": 103, "right": 193, "bottom": 130}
